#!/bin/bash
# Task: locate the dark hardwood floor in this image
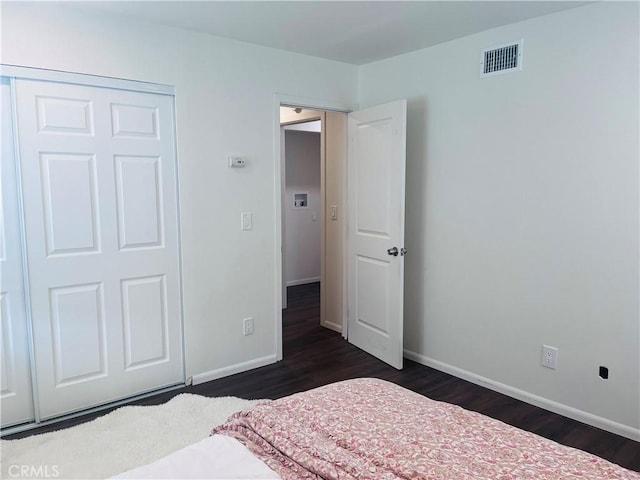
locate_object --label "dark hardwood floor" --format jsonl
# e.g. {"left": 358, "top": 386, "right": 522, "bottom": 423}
{"left": 5, "top": 282, "right": 639, "bottom": 471}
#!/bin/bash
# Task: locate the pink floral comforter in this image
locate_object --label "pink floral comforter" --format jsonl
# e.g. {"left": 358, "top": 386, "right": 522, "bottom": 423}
{"left": 212, "top": 378, "right": 639, "bottom": 479}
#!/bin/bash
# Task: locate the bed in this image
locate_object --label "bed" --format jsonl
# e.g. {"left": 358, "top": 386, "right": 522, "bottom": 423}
{"left": 115, "top": 378, "right": 639, "bottom": 479}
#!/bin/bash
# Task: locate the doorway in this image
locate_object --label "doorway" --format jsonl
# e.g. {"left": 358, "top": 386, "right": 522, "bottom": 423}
{"left": 279, "top": 106, "right": 347, "bottom": 340}
{"left": 275, "top": 97, "right": 407, "bottom": 368}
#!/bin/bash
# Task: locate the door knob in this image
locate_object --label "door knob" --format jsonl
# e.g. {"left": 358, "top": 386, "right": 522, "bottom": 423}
{"left": 387, "top": 247, "right": 399, "bottom": 256}
{"left": 400, "top": 248, "right": 407, "bottom": 256}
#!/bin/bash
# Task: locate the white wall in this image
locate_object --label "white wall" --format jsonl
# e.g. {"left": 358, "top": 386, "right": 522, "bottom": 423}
{"left": 358, "top": 2, "right": 639, "bottom": 438}
{"left": 284, "top": 131, "right": 321, "bottom": 286}
{"left": 0, "top": 2, "right": 358, "bottom": 382}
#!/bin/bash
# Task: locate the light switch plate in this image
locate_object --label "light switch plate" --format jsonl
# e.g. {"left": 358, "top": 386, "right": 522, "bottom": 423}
{"left": 241, "top": 212, "right": 252, "bottom": 230}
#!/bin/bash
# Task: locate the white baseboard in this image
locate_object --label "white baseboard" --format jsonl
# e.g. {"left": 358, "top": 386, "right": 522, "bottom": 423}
{"left": 286, "top": 277, "right": 320, "bottom": 287}
{"left": 404, "top": 349, "right": 640, "bottom": 442}
{"left": 321, "top": 320, "right": 342, "bottom": 333}
{"left": 191, "top": 354, "right": 278, "bottom": 386}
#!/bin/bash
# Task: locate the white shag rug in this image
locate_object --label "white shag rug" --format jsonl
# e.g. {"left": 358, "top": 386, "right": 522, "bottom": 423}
{"left": 1, "top": 394, "right": 259, "bottom": 480}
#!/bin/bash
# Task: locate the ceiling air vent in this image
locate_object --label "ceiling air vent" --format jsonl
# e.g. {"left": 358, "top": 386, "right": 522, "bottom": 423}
{"left": 480, "top": 40, "right": 523, "bottom": 77}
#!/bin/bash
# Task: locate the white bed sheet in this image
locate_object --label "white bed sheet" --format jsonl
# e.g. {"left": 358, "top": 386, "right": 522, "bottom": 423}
{"left": 111, "top": 434, "right": 281, "bottom": 479}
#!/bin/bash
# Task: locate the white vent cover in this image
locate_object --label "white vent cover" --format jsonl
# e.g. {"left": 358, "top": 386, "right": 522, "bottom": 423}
{"left": 481, "top": 40, "right": 523, "bottom": 77}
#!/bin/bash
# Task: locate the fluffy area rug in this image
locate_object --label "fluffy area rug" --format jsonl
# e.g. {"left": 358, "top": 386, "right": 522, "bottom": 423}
{"left": 1, "top": 394, "right": 259, "bottom": 479}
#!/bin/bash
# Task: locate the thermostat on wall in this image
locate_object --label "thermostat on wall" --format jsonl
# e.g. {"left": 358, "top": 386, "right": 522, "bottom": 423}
{"left": 228, "top": 156, "right": 246, "bottom": 168}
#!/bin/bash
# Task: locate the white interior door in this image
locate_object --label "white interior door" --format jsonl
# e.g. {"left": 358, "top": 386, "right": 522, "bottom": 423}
{"left": 347, "top": 99, "right": 407, "bottom": 369}
{"left": 14, "top": 78, "right": 184, "bottom": 419}
{"left": 1, "top": 77, "right": 35, "bottom": 427}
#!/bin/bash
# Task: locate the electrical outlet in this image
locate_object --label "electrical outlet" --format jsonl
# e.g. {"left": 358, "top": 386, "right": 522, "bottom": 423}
{"left": 599, "top": 366, "right": 609, "bottom": 379}
{"left": 541, "top": 345, "right": 558, "bottom": 370}
{"left": 243, "top": 317, "right": 254, "bottom": 336}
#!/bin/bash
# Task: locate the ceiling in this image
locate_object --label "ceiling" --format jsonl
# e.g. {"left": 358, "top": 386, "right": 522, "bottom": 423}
{"left": 77, "top": 1, "right": 590, "bottom": 65}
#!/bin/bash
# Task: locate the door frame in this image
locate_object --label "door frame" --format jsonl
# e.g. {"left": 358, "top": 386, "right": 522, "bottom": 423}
{"left": 272, "top": 94, "right": 352, "bottom": 361}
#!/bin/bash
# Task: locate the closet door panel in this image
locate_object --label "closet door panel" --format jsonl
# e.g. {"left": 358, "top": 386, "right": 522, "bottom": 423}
{"left": 40, "top": 152, "right": 101, "bottom": 256}
{"left": 121, "top": 275, "right": 168, "bottom": 370}
{"left": 48, "top": 282, "right": 107, "bottom": 386}
{"left": 115, "top": 155, "right": 164, "bottom": 249}
{"left": 14, "top": 79, "right": 183, "bottom": 420}
{"left": 0, "top": 77, "right": 35, "bottom": 427}
{"left": 35, "top": 95, "right": 94, "bottom": 135}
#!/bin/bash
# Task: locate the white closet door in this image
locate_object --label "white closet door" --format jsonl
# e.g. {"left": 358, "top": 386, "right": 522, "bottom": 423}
{"left": 14, "top": 79, "right": 183, "bottom": 420}
{"left": 1, "top": 77, "right": 35, "bottom": 427}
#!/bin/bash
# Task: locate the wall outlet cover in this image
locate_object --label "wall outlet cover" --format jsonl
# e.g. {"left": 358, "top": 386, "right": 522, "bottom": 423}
{"left": 541, "top": 345, "right": 558, "bottom": 370}
{"left": 243, "top": 317, "right": 254, "bottom": 336}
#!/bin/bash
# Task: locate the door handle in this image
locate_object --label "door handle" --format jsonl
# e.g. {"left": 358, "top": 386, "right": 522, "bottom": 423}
{"left": 400, "top": 248, "right": 407, "bottom": 256}
{"left": 387, "top": 247, "right": 399, "bottom": 256}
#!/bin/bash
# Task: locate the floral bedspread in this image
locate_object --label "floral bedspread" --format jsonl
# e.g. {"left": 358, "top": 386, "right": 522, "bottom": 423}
{"left": 212, "top": 378, "right": 639, "bottom": 479}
